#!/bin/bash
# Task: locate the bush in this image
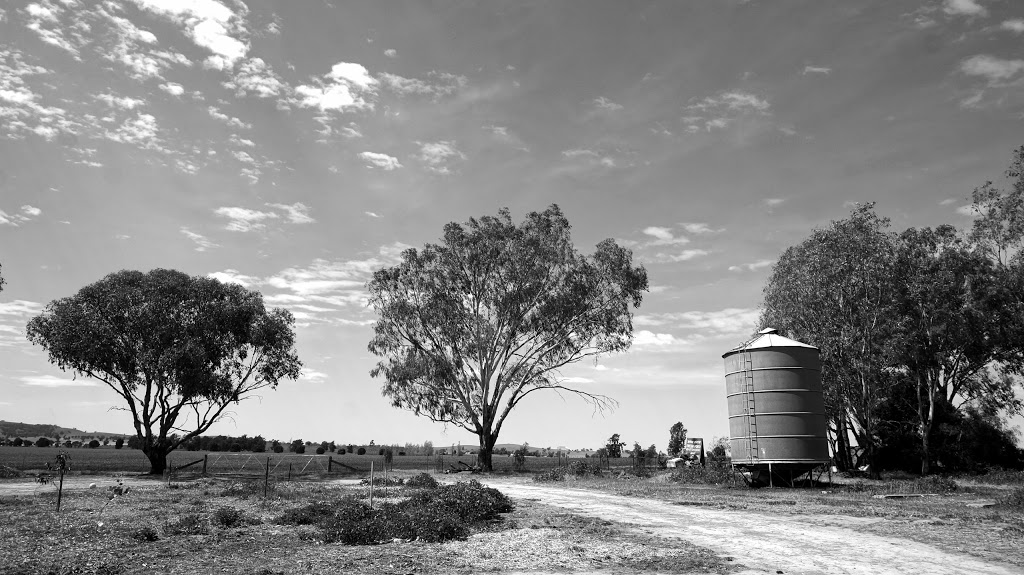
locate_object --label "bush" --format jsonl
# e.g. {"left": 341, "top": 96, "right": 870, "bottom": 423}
{"left": 34, "top": 437, "right": 52, "bottom": 448}
{"left": 671, "top": 465, "right": 737, "bottom": 485}
{"left": 357, "top": 447, "right": 366, "bottom": 455}
{"left": 315, "top": 447, "right": 326, "bottom": 455}
{"left": 163, "top": 513, "right": 208, "bottom": 536}
{"left": 533, "top": 460, "right": 603, "bottom": 482}
{"left": 273, "top": 444, "right": 284, "bottom": 454}
{"left": 209, "top": 443, "right": 221, "bottom": 452}
{"left": 359, "top": 476, "right": 404, "bottom": 487}
{"left": 405, "top": 473, "right": 440, "bottom": 489}
{"left": 229, "top": 443, "right": 242, "bottom": 453}
{"left": 130, "top": 526, "right": 159, "bottom": 542}
{"left": 1000, "top": 486, "right": 1024, "bottom": 507}
{"left": 378, "top": 448, "right": 385, "bottom": 456}
{"left": 220, "top": 480, "right": 266, "bottom": 499}
{"left": 915, "top": 475, "right": 958, "bottom": 494}
{"left": 213, "top": 506, "right": 245, "bottom": 528}
{"left": 88, "top": 440, "right": 100, "bottom": 449}
{"left": 277, "top": 500, "right": 339, "bottom": 526}
{"left": 114, "top": 438, "right": 124, "bottom": 450}
{"left": 408, "top": 480, "right": 513, "bottom": 522}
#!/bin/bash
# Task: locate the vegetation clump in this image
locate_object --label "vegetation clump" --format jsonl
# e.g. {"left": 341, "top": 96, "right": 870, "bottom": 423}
{"left": 163, "top": 513, "right": 209, "bottom": 536}
{"left": 671, "top": 464, "right": 737, "bottom": 485}
{"left": 275, "top": 480, "right": 513, "bottom": 544}
{"left": 213, "top": 506, "right": 247, "bottom": 528}
{"left": 533, "top": 460, "right": 603, "bottom": 482}
{"left": 359, "top": 475, "right": 404, "bottom": 487}
{"left": 405, "top": 472, "right": 440, "bottom": 489}
{"left": 1000, "top": 486, "right": 1024, "bottom": 508}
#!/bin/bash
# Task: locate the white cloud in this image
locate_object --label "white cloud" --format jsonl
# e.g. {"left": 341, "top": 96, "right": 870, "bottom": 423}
{"left": 266, "top": 202, "right": 315, "bottom": 224}
{"left": 224, "top": 57, "right": 286, "bottom": 98}
{"left": 214, "top": 206, "right": 278, "bottom": 232}
{"left": 728, "top": 259, "right": 774, "bottom": 272}
{"left": 651, "top": 249, "right": 709, "bottom": 263}
{"left": 593, "top": 96, "right": 623, "bottom": 111}
{"left": 632, "top": 330, "right": 678, "bottom": 347}
{"left": 159, "top": 82, "right": 185, "bottom": 96}
{"left": 679, "top": 222, "right": 721, "bottom": 234}
{"left": 0, "top": 205, "right": 42, "bottom": 226}
{"left": 802, "top": 65, "right": 832, "bottom": 75}
{"left": 1001, "top": 19, "right": 1024, "bottom": 33}
{"left": 559, "top": 376, "right": 594, "bottom": 384}
{"left": 300, "top": 368, "right": 328, "bottom": 382}
{"left": 684, "top": 90, "right": 771, "bottom": 133}
{"left": 365, "top": 211, "right": 382, "bottom": 218}
{"left": 942, "top": 0, "right": 987, "bottom": 17}
{"left": 21, "top": 205, "right": 41, "bottom": 217}
{"left": 763, "top": 198, "right": 786, "bottom": 209}
{"left": 20, "top": 374, "right": 96, "bottom": 387}
{"left": 207, "top": 106, "right": 252, "bottom": 129}
{"left": 642, "top": 226, "right": 688, "bottom": 246}
{"left": 0, "top": 300, "right": 43, "bottom": 316}
{"left": 180, "top": 227, "right": 217, "bottom": 251}
{"left": 104, "top": 113, "right": 160, "bottom": 147}
{"left": 384, "top": 49, "right": 397, "bottom": 58}
{"left": 229, "top": 134, "right": 255, "bottom": 147}
{"left": 939, "top": 198, "right": 957, "bottom": 206}
{"left": 358, "top": 151, "right": 402, "bottom": 170}
{"left": 378, "top": 71, "right": 466, "bottom": 98}
{"left": 417, "top": 141, "right": 465, "bottom": 174}
{"left": 956, "top": 204, "right": 981, "bottom": 216}
{"left": 634, "top": 308, "right": 759, "bottom": 335}
{"left": 23, "top": 0, "right": 81, "bottom": 57}
{"left": 208, "top": 269, "right": 258, "bottom": 287}
{"left": 131, "top": 0, "right": 249, "bottom": 70}
{"left": 960, "top": 55, "right": 1024, "bottom": 82}
{"left": 293, "top": 62, "right": 377, "bottom": 111}
{"left": 93, "top": 93, "right": 145, "bottom": 110}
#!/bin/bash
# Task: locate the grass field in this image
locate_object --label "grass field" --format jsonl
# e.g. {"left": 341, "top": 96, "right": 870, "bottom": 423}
{"left": 0, "top": 446, "right": 624, "bottom": 477}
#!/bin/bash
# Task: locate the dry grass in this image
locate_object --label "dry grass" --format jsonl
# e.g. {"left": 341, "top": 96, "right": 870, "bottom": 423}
{"left": 0, "top": 474, "right": 733, "bottom": 575}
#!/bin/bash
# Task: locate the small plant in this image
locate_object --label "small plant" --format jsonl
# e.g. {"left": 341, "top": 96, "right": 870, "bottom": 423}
{"left": 315, "top": 446, "right": 326, "bottom": 455}
{"left": 273, "top": 444, "right": 284, "bottom": 453}
{"left": 999, "top": 486, "right": 1024, "bottom": 508}
{"left": 163, "top": 513, "right": 209, "bottom": 536}
{"left": 130, "top": 526, "right": 159, "bottom": 541}
{"left": 213, "top": 506, "right": 245, "bottom": 528}
{"left": 357, "top": 447, "right": 366, "bottom": 455}
{"left": 359, "top": 475, "right": 404, "bottom": 487}
{"left": 406, "top": 472, "right": 440, "bottom": 489}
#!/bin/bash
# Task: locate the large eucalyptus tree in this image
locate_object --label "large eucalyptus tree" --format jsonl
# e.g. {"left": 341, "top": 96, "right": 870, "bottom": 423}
{"left": 367, "top": 205, "right": 648, "bottom": 471}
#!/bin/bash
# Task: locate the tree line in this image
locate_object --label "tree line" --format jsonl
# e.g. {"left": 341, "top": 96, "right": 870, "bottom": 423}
{"left": 760, "top": 146, "right": 1024, "bottom": 475}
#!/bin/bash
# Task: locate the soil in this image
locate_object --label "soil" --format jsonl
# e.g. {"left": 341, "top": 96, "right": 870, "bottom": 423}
{"left": 483, "top": 479, "right": 1020, "bottom": 575}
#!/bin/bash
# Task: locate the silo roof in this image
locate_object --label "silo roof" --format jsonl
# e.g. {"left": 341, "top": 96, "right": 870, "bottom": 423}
{"left": 723, "top": 328, "right": 817, "bottom": 356}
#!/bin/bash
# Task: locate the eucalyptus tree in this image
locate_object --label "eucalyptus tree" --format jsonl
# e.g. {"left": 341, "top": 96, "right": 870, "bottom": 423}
{"left": 367, "top": 205, "right": 648, "bottom": 471}
{"left": 26, "top": 269, "right": 302, "bottom": 474}
{"left": 759, "top": 204, "right": 899, "bottom": 472}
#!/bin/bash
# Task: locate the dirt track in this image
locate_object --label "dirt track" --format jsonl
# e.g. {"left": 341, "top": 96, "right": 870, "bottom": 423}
{"left": 486, "top": 481, "right": 1018, "bottom": 575}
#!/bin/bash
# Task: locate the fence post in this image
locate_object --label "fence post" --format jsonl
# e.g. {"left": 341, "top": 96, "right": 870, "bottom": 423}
{"left": 369, "top": 461, "right": 375, "bottom": 510}
{"left": 202, "top": 454, "right": 208, "bottom": 476}
{"left": 287, "top": 463, "right": 292, "bottom": 481}
{"left": 328, "top": 456, "right": 332, "bottom": 473}
{"left": 264, "top": 457, "right": 270, "bottom": 498}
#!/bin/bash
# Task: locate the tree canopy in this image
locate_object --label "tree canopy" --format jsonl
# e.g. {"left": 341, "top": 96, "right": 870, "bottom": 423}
{"left": 367, "top": 205, "right": 648, "bottom": 471}
{"left": 26, "top": 269, "right": 302, "bottom": 474}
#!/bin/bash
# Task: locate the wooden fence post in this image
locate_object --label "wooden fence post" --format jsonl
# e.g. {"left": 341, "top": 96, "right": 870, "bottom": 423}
{"left": 328, "top": 456, "right": 333, "bottom": 472}
{"left": 369, "top": 461, "right": 375, "bottom": 510}
{"left": 287, "top": 463, "right": 292, "bottom": 481}
{"left": 202, "top": 454, "right": 208, "bottom": 476}
{"left": 264, "top": 457, "right": 270, "bottom": 498}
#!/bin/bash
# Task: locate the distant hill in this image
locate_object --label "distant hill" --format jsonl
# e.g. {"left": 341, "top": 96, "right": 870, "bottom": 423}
{"left": 0, "top": 420, "right": 127, "bottom": 439}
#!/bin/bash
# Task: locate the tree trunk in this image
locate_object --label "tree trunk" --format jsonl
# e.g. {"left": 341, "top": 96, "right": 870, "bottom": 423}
{"left": 476, "top": 432, "right": 497, "bottom": 472}
{"left": 143, "top": 443, "right": 169, "bottom": 475}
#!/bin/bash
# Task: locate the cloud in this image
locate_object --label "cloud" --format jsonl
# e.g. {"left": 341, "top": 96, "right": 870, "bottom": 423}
{"left": 207, "top": 106, "right": 252, "bottom": 129}
{"left": 159, "top": 82, "right": 185, "bottom": 96}
{"left": 223, "top": 57, "right": 287, "bottom": 98}
{"left": 358, "top": 151, "right": 402, "bottom": 170}
{"left": 593, "top": 96, "right": 623, "bottom": 111}
{"left": 559, "top": 376, "right": 595, "bottom": 384}
{"left": 679, "top": 222, "right": 721, "bottom": 235}
{"left": 642, "top": 226, "right": 690, "bottom": 246}
{"left": 0, "top": 300, "right": 44, "bottom": 316}
{"left": 180, "top": 227, "right": 217, "bottom": 251}
{"left": 229, "top": 134, "right": 255, "bottom": 147}
{"left": 130, "top": 0, "right": 249, "bottom": 70}
{"left": 20, "top": 374, "right": 96, "bottom": 387}
{"left": 728, "top": 259, "right": 774, "bottom": 272}
{"left": 214, "top": 206, "right": 279, "bottom": 232}
{"left": 417, "top": 141, "right": 465, "bottom": 174}
{"left": 23, "top": 0, "right": 82, "bottom": 57}
{"left": 683, "top": 90, "right": 771, "bottom": 133}
{"left": 1001, "top": 19, "right": 1024, "bottom": 33}
{"left": 208, "top": 269, "right": 258, "bottom": 287}
{"left": 650, "top": 249, "right": 709, "bottom": 263}
{"left": 802, "top": 65, "right": 832, "bottom": 75}
{"left": 763, "top": 198, "right": 786, "bottom": 210}
{"left": 634, "top": 308, "right": 759, "bottom": 335}
{"left": 266, "top": 202, "right": 315, "bottom": 224}
{"left": 377, "top": 71, "right": 466, "bottom": 98}
{"left": 384, "top": 49, "right": 397, "bottom": 58}
{"left": 558, "top": 147, "right": 619, "bottom": 172}
{"left": 632, "top": 330, "right": 679, "bottom": 347}
{"left": 300, "top": 368, "right": 328, "bottom": 382}
{"left": 956, "top": 204, "right": 981, "bottom": 216}
{"left": 942, "top": 0, "right": 987, "bottom": 17}
{"left": 365, "top": 211, "right": 382, "bottom": 218}
{"left": 960, "top": 55, "right": 1024, "bottom": 82}
{"left": 0, "top": 205, "right": 43, "bottom": 226}
{"left": 293, "top": 62, "right": 377, "bottom": 111}
{"left": 939, "top": 198, "right": 957, "bottom": 206}
{"left": 93, "top": 93, "right": 145, "bottom": 110}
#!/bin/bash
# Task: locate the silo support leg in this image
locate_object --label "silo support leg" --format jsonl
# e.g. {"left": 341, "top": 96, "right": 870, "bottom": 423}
{"left": 769, "top": 462, "right": 774, "bottom": 488}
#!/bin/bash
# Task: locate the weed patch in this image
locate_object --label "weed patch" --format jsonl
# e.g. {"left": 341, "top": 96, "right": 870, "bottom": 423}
{"left": 163, "top": 513, "right": 209, "bottom": 536}
{"left": 533, "top": 461, "right": 603, "bottom": 482}
{"left": 670, "top": 465, "right": 737, "bottom": 485}
{"left": 405, "top": 472, "right": 439, "bottom": 489}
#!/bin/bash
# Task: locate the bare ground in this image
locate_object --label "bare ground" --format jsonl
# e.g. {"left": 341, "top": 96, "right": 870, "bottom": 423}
{"left": 483, "top": 479, "right": 1020, "bottom": 575}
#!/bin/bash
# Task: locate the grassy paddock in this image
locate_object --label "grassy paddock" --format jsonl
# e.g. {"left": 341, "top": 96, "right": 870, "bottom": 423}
{"left": 1, "top": 446, "right": 624, "bottom": 477}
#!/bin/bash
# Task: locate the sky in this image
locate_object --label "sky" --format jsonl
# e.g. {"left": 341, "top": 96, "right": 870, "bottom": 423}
{"left": 1, "top": 0, "right": 1023, "bottom": 452}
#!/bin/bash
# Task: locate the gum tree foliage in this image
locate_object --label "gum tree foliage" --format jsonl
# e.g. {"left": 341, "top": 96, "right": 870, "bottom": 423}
{"left": 759, "top": 204, "right": 900, "bottom": 473}
{"left": 605, "top": 433, "right": 626, "bottom": 458}
{"left": 667, "top": 422, "right": 687, "bottom": 457}
{"left": 367, "top": 205, "right": 648, "bottom": 471}
{"left": 26, "top": 269, "right": 301, "bottom": 474}
{"left": 0, "top": 261, "right": 5, "bottom": 292}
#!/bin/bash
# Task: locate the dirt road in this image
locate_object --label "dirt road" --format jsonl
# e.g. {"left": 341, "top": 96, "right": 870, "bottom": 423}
{"left": 486, "top": 481, "right": 1017, "bottom": 575}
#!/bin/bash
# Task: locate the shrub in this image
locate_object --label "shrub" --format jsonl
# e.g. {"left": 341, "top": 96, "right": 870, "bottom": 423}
{"left": 163, "top": 513, "right": 208, "bottom": 536}
{"left": 229, "top": 443, "right": 242, "bottom": 452}
{"left": 114, "top": 438, "right": 124, "bottom": 450}
{"left": 220, "top": 480, "right": 265, "bottom": 499}
{"left": 1000, "top": 486, "right": 1024, "bottom": 507}
{"left": 34, "top": 437, "right": 52, "bottom": 448}
{"left": 408, "top": 480, "right": 513, "bottom": 522}
{"left": 88, "top": 440, "right": 100, "bottom": 449}
{"left": 273, "top": 444, "right": 284, "bottom": 454}
{"left": 405, "top": 473, "right": 440, "bottom": 489}
{"left": 209, "top": 443, "right": 221, "bottom": 452}
{"left": 378, "top": 448, "right": 385, "bottom": 456}
{"left": 534, "top": 460, "right": 603, "bottom": 482}
{"left": 294, "top": 445, "right": 306, "bottom": 454}
{"left": 359, "top": 476, "right": 404, "bottom": 487}
{"left": 671, "top": 465, "right": 737, "bottom": 485}
{"left": 357, "top": 447, "right": 366, "bottom": 455}
{"left": 315, "top": 447, "right": 326, "bottom": 455}
{"left": 402, "top": 503, "right": 469, "bottom": 542}
{"left": 915, "top": 475, "right": 958, "bottom": 494}
{"left": 213, "top": 506, "right": 245, "bottom": 528}
{"left": 130, "top": 526, "right": 159, "bottom": 542}
{"left": 277, "top": 500, "right": 338, "bottom": 526}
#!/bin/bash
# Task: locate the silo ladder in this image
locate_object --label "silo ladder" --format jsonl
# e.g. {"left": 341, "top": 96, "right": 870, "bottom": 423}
{"left": 742, "top": 351, "right": 759, "bottom": 463}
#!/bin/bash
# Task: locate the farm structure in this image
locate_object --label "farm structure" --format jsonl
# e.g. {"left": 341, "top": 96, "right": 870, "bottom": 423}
{"left": 723, "top": 328, "right": 829, "bottom": 486}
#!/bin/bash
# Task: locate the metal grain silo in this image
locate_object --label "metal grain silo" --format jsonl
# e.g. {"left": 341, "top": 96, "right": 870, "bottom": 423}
{"left": 723, "top": 328, "right": 828, "bottom": 485}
